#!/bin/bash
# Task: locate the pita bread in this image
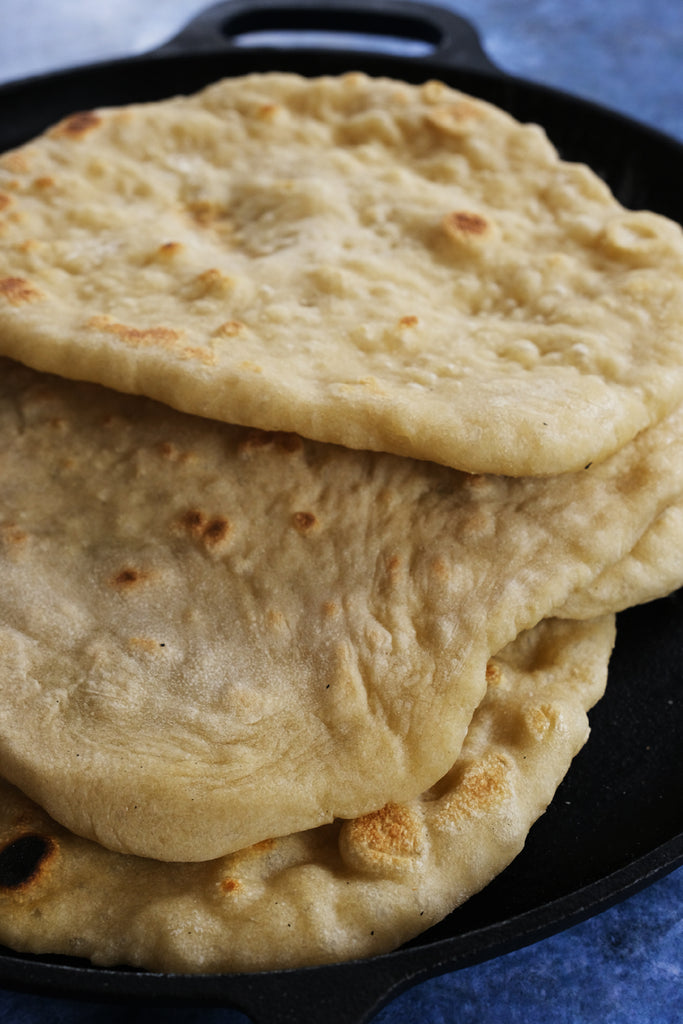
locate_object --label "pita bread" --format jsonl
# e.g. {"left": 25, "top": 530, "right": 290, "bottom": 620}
{"left": 0, "top": 615, "right": 615, "bottom": 973}
{"left": 1, "top": 73, "right": 683, "bottom": 475}
{"left": 0, "top": 359, "right": 680, "bottom": 862}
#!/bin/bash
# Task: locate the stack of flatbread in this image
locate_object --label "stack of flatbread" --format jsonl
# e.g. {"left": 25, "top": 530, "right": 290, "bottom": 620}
{"left": 0, "top": 72, "right": 682, "bottom": 973}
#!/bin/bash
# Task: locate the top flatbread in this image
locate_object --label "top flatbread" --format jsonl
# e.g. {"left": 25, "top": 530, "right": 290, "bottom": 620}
{"left": 0, "top": 358, "right": 682, "bottom": 863}
{"left": 1, "top": 72, "right": 683, "bottom": 475}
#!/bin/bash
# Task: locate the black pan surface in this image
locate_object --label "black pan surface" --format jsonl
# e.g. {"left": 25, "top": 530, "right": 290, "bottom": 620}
{"left": 0, "top": 4, "right": 681, "bottom": 1022}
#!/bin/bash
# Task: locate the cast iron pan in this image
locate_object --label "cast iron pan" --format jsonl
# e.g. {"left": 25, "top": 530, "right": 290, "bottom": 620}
{"left": 0, "top": 3, "right": 682, "bottom": 1022}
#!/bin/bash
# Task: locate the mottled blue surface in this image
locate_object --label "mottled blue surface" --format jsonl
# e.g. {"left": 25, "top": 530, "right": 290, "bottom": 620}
{"left": 453, "top": 0, "right": 683, "bottom": 142}
{"left": 1, "top": 1, "right": 682, "bottom": 1021}
{"left": 375, "top": 867, "right": 683, "bottom": 1024}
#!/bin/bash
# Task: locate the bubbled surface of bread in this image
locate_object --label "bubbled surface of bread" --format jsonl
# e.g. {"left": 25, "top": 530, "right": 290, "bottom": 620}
{"left": 1, "top": 74, "right": 683, "bottom": 474}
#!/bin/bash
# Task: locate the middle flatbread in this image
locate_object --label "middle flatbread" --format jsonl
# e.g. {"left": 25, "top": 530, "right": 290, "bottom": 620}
{"left": 0, "top": 359, "right": 681, "bottom": 862}
{"left": 557, "top": 502, "right": 683, "bottom": 618}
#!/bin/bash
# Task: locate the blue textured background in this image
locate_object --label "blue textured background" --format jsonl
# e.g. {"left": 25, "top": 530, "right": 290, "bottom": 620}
{"left": 0, "top": 2, "right": 682, "bottom": 1022}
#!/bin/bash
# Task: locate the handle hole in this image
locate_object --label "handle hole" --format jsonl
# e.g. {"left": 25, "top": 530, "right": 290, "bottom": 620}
{"left": 222, "top": 9, "right": 441, "bottom": 56}
{"left": 231, "top": 29, "right": 435, "bottom": 56}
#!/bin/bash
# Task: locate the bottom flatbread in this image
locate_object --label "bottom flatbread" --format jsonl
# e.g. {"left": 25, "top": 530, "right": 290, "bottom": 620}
{"left": 0, "top": 614, "right": 615, "bottom": 973}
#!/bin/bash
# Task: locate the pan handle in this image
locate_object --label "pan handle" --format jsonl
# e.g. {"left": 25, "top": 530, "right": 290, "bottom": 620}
{"left": 156, "top": 0, "right": 500, "bottom": 74}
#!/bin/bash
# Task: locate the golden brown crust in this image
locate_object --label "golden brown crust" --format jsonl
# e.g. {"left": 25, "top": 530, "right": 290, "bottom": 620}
{"left": 0, "top": 276, "right": 41, "bottom": 305}
{"left": 50, "top": 111, "right": 102, "bottom": 139}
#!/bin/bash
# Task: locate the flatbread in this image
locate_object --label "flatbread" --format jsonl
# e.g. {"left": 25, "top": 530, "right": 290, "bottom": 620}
{"left": 557, "top": 502, "right": 683, "bottom": 618}
{"left": 0, "top": 359, "right": 680, "bottom": 863}
{"left": 0, "top": 615, "right": 615, "bottom": 973}
{"left": 2, "top": 73, "right": 683, "bottom": 475}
